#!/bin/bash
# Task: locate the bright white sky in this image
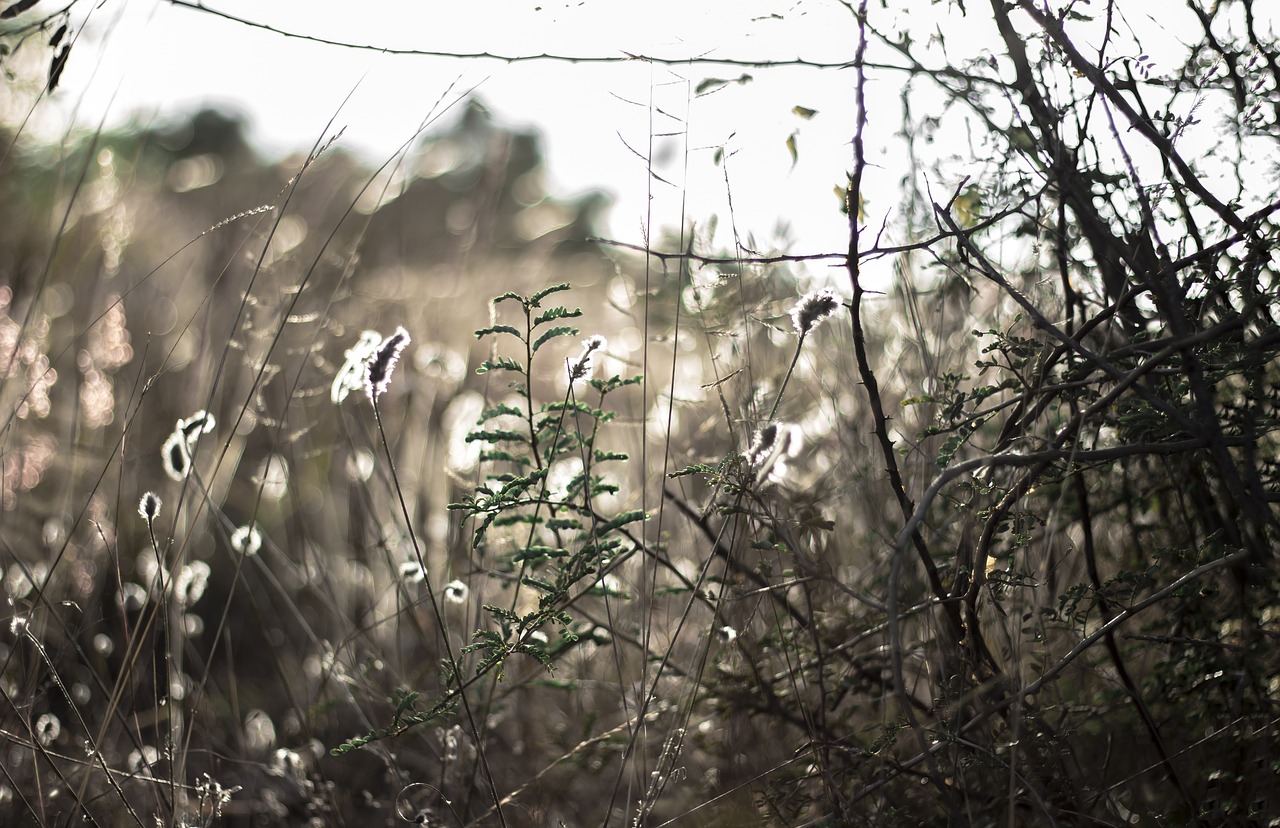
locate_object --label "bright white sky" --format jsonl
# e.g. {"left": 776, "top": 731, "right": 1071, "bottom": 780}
{"left": 24, "top": 0, "right": 1240, "bottom": 276}
{"left": 34, "top": 0, "right": 888, "bottom": 265}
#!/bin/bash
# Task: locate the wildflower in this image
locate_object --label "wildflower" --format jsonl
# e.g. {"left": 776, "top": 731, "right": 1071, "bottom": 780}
{"left": 138, "top": 492, "right": 161, "bottom": 522}
{"left": 364, "top": 326, "right": 412, "bottom": 403}
{"left": 443, "top": 579, "right": 469, "bottom": 604}
{"left": 127, "top": 745, "right": 159, "bottom": 776}
{"left": 231, "top": 523, "right": 262, "bottom": 556}
{"left": 566, "top": 335, "right": 607, "bottom": 384}
{"left": 194, "top": 773, "right": 242, "bottom": 820}
{"left": 178, "top": 410, "right": 216, "bottom": 442}
{"left": 743, "top": 422, "right": 781, "bottom": 469}
{"left": 743, "top": 421, "right": 800, "bottom": 484}
{"left": 34, "top": 713, "right": 61, "bottom": 746}
{"left": 244, "top": 709, "right": 276, "bottom": 753}
{"left": 161, "top": 431, "right": 192, "bottom": 481}
{"left": 161, "top": 409, "right": 216, "bottom": 481}
{"left": 271, "top": 747, "right": 306, "bottom": 782}
{"left": 789, "top": 287, "right": 841, "bottom": 337}
{"left": 174, "top": 561, "right": 211, "bottom": 606}
{"left": 331, "top": 330, "right": 383, "bottom": 404}
{"left": 399, "top": 560, "right": 427, "bottom": 584}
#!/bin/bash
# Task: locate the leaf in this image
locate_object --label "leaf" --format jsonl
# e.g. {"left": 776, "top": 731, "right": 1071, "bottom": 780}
{"left": 531, "top": 325, "right": 580, "bottom": 354}
{"left": 530, "top": 283, "right": 573, "bottom": 305}
{"left": 478, "top": 403, "right": 525, "bottom": 422}
{"left": 514, "top": 545, "right": 569, "bottom": 563}
{"left": 786, "top": 132, "right": 799, "bottom": 167}
{"left": 668, "top": 463, "right": 716, "bottom": 479}
{"left": 46, "top": 44, "right": 69, "bottom": 94}
{"left": 546, "top": 518, "right": 582, "bottom": 531}
{"left": 533, "top": 306, "right": 582, "bottom": 326}
{"left": 483, "top": 604, "right": 521, "bottom": 625}
{"left": 792, "top": 105, "right": 818, "bottom": 119}
{"left": 474, "top": 324, "right": 522, "bottom": 340}
{"left": 515, "top": 642, "right": 554, "bottom": 671}
{"left": 465, "top": 428, "right": 526, "bottom": 444}
{"left": 592, "top": 374, "right": 644, "bottom": 394}
{"left": 0, "top": 0, "right": 39, "bottom": 19}
{"left": 476, "top": 356, "right": 524, "bottom": 374}
{"left": 695, "top": 73, "right": 753, "bottom": 96}
{"left": 596, "top": 509, "right": 647, "bottom": 534}
{"left": 477, "top": 450, "right": 530, "bottom": 467}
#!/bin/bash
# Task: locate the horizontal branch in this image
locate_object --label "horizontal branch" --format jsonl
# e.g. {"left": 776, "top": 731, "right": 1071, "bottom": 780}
{"left": 166, "top": 0, "right": 859, "bottom": 69}
{"left": 590, "top": 237, "right": 846, "bottom": 266}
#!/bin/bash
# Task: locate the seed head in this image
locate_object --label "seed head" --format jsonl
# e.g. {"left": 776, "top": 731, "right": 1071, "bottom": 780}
{"left": 332, "top": 330, "right": 383, "bottom": 404}
{"left": 743, "top": 421, "right": 801, "bottom": 484}
{"left": 743, "top": 422, "right": 781, "bottom": 469}
{"left": 231, "top": 523, "right": 263, "bottom": 557}
{"left": 790, "top": 288, "right": 841, "bottom": 337}
{"left": 35, "top": 713, "right": 61, "bottom": 746}
{"left": 566, "top": 335, "right": 607, "bottom": 384}
{"left": 443, "top": 579, "right": 469, "bottom": 604}
{"left": 162, "top": 410, "right": 216, "bottom": 480}
{"left": 399, "top": 561, "right": 427, "bottom": 584}
{"left": 178, "top": 410, "right": 216, "bottom": 442}
{"left": 138, "top": 492, "right": 162, "bottom": 522}
{"left": 365, "top": 327, "right": 412, "bottom": 403}
{"left": 161, "top": 432, "right": 192, "bottom": 481}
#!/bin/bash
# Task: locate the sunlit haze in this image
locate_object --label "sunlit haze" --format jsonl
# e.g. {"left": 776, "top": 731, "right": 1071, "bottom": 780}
{"left": 31, "top": 0, "right": 879, "bottom": 263}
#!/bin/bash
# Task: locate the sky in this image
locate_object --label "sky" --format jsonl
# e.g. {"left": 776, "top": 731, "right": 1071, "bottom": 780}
{"left": 24, "top": 0, "right": 887, "bottom": 269}
{"left": 16, "top": 0, "right": 1245, "bottom": 282}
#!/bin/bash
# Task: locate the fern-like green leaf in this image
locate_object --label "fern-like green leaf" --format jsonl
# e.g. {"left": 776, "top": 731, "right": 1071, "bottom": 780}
{"left": 532, "top": 325, "right": 580, "bottom": 354}
{"left": 533, "top": 306, "right": 584, "bottom": 326}
{"left": 474, "top": 324, "right": 523, "bottom": 340}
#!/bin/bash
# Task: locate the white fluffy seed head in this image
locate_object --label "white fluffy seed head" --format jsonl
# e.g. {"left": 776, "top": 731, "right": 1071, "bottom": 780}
{"left": 138, "top": 492, "right": 161, "bottom": 522}
{"left": 790, "top": 288, "right": 841, "bottom": 336}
